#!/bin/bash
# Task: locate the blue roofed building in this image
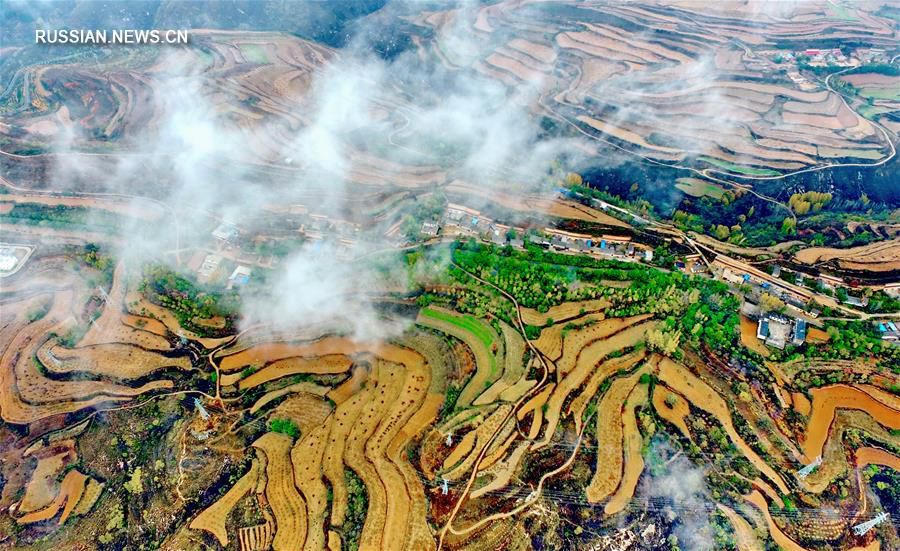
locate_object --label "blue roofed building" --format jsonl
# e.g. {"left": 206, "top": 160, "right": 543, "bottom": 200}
{"left": 792, "top": 319, "right": 807, "bottom": 345}
{"left": 227, "top": 265, "right": 252, "bottom": 289}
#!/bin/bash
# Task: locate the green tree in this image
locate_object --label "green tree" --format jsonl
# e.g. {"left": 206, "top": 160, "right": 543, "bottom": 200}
{"left": 665, "top": 393, "right": 678, "bottom": 408}
{"left": 780, "top": 217, "right": 796, "bottom": 235}
{"left": 759, "top": 293, "right": 786, "bottom": 313}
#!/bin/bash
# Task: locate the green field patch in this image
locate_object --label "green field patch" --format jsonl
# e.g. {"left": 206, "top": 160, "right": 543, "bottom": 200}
{"left": 420, "top": 308, "right": 495, "bottom": 353}
{"left": 857, "top": 104, "right": 893, "bottom": 120}
{"left": 817, "top": 146, "right": 884, "bottom": 160}
{"left": 418, "top": 307, "right": 499, "bottom": 407}
{"left": 699, "top": 157, "right": 780, "bottom": 177}
{"left": 859, "top": 87, "right": 900, "bottom": 101}
{"left": 826, "top": 3, "right": 858, "bottom": 21}
{"left": 675, "top": 177, "right": 726, "bottom": 199}
{"left": 238, "top": 43, "right": 269, "bottom": 64}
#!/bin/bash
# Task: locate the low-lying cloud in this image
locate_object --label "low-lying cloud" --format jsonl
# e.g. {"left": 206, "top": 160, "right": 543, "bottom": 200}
{"left": 34, "top": 0, "right": 582, "bottom": 341}
{"left": 641, "top": 440, "right": 715, "bottom": 551}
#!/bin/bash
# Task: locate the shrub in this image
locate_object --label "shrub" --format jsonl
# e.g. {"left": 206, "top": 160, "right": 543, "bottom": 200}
{"left": 268, "top": 418, "right": 300, "bottom": 439}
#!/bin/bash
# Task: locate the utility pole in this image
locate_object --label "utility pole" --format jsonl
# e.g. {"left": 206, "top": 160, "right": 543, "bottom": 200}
{"left": 194, "top": 398, "right": 210, "bottom": 420}
{"left": 796, "top": 456, "right": 822, "bottom": 479}
{"left": 853, "top": 512, "right": 888, "bottom": 536}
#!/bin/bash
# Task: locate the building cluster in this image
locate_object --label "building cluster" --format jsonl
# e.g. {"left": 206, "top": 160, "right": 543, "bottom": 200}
{"left": 760, "top": 47, "right": 875, "bottom": 69}
{"left": 191, "top": 250, "right": 255, "bottom": 289}
{"left": 214, "top": 206, "right": 360, "bottom": 256}
{"left": 190, "top": 248, "right": 252, "bottom": 287}
{"left": 801, "top": 47, "right": 854, "bottom": 67}
{"left": 756, "top": 46, "right": 893, "bottom": 93}
{"left": 198, "top": 208, "right": 367, "bottom": 286}
{"left": 721, "top": 267, "right": 811, "bottom": 315}
{"left": 440, "top": 203, "right": 654, "bottom": 262}
{"left": 675, "top": 253, "right": 707, "bottom": 274}
{"left": 756, "top": 313, "right": 807, "bottom": 350}
{"left": 855, "top": 48, "right": 888, "bottom": 64}
{"left": 786, "top": 70, "right": 818, "bottom": 91}
{"left": 443, "top": 204, "right": 502, "bottom": 242}
{"left": 741, "top": 302, "right": 807, "bottom": 350}
{"left": 875, "top": 320, "right": 899, "bottom": 342}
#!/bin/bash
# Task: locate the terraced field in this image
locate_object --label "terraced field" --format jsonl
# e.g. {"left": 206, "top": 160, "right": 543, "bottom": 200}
{"left": 0, "top": 270, "right": 180, "bottom": 425}
{"left": 3, "top": 242, "right": 898, "bottom": 551}
{"left": 1, "top": 2, "right": 898, "bottom": 550}
{"left": 412, "top": 0, "right": 895, "bottom": 177}
{"left": 795, "top": 238, "right": 900, "bottom": 272}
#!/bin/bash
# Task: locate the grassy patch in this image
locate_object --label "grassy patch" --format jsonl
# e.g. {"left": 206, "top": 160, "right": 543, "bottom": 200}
{"left": 239, "top": 43, "right": 269, "bottom": 64}
{"left": 816, "top": 146, "right": 884, "bottom": 160}
{"left": 826, "top": 3, "right": 857, "bottom": 20}
{"left": 859, "top": 87, "right": 900, "bottom": 101}
{"left": 420, "top": 308, "right": 495, "bottom": 352}
{"left": 857, "top": 104, "right": 893, "bottom": 119}
{"left": 268, "top": 418, "right": 300, "bottom": 439}
{"left": 699, "top": 157, "right": 780, "bottom": 177}
{"left": 675, "top": 177, "right": 726, "bottom": 199}
{"left": 0, "top": 203, "right": 124, "bottom": 232}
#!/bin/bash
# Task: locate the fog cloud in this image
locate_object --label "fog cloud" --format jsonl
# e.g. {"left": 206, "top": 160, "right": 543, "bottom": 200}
{"left": 642, "top": 440, "right": 715, "bottom": 551}
{"left": 32, "top": 0, "right": 582, "bottom": 341}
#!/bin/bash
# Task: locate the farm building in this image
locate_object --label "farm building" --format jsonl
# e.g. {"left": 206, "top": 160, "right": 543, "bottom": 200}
{"left": 792, "top": 319, "right": 807, "bottom": 346}
{"left": 875, "top": 321, "right": 900, "bottom": 342}
{"left": 227, "top": 266, "right": 252, "bottom": 289}
{"left": 421, "top": 221, "right": 440, "bottom": 237}
{"left": 756, "top": 314, "right": 792, "bottom": 349}
{"left": 721, "top": 269, "right": 747, "bottom": 286}
{"left": 197, "top": 254, "right": 222, "bottom": 283}
{"left": 756, "top": 313, "right": 808, "bottom": 349}
{"left": 211, "top": 223, "right": 239, "bottom": 242}
{"left": 445, "top": 203, "right": 481, "bottom": 223}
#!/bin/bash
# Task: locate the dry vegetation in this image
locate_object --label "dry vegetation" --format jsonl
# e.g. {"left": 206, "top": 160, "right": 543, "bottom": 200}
{"left": 585, "top": 367, "right": 647, "bottom": 503}
{"left": 802, "top": 384, "right": 900, "bottom": 460}
{"left": 190, "top": 459, "right": 260, "bottom": 546}
{"left": 794, "top": 238, "right": 900, "bottom": 272}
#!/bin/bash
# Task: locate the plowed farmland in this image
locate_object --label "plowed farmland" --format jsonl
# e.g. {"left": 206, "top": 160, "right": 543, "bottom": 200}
{"left": 412, "top": 0, "right": 894, "bottom": 177}
{"left": 3, "top": 239, "right": 898, "bottom": 551}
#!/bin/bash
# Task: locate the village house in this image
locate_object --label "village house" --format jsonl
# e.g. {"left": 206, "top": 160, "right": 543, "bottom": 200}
{"left": 197, "top": 254, "right": 223, "bottom": 283}
{"left": 875, "top": 321, "right": 900, "bottom": 342}
{"left": 755, "top": 312, "right": 807, "bottom": 349}
{"left": 421, "top": 221, "right": 440, "bottom": 237}
{"left": 227, "top": 265, "right": 252, "bottom": 289}
{"left": 211, "top": 223, "right": 239, "bottom": 243}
